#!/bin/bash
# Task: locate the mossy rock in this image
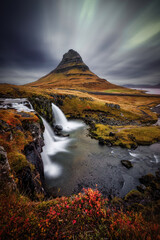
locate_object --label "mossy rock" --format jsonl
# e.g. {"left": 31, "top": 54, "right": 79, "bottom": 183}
{"left": 9, "top": 152, "right": 31, "bottom": 173}
{"left": 139, "top": 174, "right": 156, "bottom": 187}
{"left": 124, "top": 189, "right": 143, "bottom": 202}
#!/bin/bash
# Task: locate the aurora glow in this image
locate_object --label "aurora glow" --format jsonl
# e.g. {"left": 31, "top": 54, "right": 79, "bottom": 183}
{"left": 0, "top": 0, "right": 160, "bottom": 85}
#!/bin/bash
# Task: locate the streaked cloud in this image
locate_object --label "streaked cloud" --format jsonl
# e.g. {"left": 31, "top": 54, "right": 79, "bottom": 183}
{"left": 0, "top": 0, "right": 160, "bottom": 86}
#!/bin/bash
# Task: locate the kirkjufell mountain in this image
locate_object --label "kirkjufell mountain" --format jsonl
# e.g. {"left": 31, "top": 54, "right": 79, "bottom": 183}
{"left": 28, "top": 49, "right": 122, "bottom": 91}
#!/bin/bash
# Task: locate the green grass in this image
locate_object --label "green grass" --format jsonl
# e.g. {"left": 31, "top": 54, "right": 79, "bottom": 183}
{"left": 103, "top": 88, "right": 143, "bottom": 94}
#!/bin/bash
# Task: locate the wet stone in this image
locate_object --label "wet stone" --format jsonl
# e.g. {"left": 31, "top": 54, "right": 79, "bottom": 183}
{"left": 121, "top": 160, "right": 133, "bottom": 169}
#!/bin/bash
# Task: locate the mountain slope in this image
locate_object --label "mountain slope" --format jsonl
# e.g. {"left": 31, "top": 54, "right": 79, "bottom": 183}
{"left": 27, "top": 49, "right": 123, "bottom": 91}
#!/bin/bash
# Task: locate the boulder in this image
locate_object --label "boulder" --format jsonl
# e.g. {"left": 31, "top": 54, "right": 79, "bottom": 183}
{"left": 121, "top": 160, "right": 133, "bottom": 169}
{"left": 54, "top": 125, "right": 63, "bottom": 131}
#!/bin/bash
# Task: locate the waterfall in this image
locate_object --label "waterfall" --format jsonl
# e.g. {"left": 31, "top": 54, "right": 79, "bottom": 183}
{"left": 41, "top": 116, "right": 70, "bottom": 155}
{"left": 52, "top": 103, "right": 84, "bottom": 131}
{"left": 40, "top": 116, "right": 71, "bottom": 178}
{"left": 41, "top": 105, "right": 85, "bottom": 178}
{"left": 52, "top": 103, "right": 68, "bottom": 126}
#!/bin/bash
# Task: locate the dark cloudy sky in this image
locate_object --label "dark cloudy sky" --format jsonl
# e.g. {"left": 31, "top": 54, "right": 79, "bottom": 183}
{"left": 0, "top": 0, "right": 160, "bottom": 86}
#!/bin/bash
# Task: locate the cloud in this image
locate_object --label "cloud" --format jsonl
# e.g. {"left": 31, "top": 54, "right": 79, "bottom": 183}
{"left": 0, "top": 0, "right": 160, "bottom": 85}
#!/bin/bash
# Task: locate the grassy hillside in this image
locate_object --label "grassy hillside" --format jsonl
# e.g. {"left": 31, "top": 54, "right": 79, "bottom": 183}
{"left": 0, "top": 83, "right": 159, "bottom": 148}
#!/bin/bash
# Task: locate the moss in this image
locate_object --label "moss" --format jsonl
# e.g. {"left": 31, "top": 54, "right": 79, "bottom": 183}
{"left": 91, "top": 124, "right": 160, "bottom": 148}
{"left": 8, "top": 152, "right": 30, "bottom": 173}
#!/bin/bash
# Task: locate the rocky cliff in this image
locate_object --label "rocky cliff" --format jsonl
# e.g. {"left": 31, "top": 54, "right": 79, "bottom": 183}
{"left": 0, "top": 107, "right": 47, "bottom": 200}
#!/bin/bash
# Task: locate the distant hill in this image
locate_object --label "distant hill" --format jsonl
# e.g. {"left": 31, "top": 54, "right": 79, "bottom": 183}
{"left": 123, "top": 83, "right": 160, "bottom": 89}
{"left": 27, "top": 49, "right": 123, "bottom": 91}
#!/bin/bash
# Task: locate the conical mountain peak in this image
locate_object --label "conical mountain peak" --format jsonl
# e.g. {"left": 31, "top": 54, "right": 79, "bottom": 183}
{"left": 54, "top": 49, "right": 89, "bottom": 73}
{"left": 28, "top": 49, "right": 121, "bottom": 91}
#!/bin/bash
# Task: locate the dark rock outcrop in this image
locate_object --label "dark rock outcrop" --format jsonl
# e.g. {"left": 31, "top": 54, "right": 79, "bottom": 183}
{"left": 29, "top": 96, "right": 53, "bottom": 124}
{"left": 53, "top": 49, "right": 89, "bottom": 73}
{"left": 121, "top": 160, "right": 133, "bottom": 169}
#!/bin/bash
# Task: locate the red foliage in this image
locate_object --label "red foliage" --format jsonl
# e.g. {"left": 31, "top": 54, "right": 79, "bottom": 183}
{"left": 0, "top": 189, "right": 160, "bottom": 240}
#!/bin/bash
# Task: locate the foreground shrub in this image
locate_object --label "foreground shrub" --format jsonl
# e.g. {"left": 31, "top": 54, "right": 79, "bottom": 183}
{"left": 0, "top": 189, "right": 160, "bottom": 239}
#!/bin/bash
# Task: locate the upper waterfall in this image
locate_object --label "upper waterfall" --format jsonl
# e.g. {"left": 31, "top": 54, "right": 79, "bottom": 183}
{"left": 52, "top": 103, "right": 68, "bottom": 126}
{"left": 52, "top": 103, "right": 84, "bottom": 131}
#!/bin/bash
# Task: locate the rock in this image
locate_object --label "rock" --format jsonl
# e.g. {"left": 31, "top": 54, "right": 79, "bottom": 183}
{"left": 109, "top": 132, "right": 115, "bottom": 137}
{"left": 121, "top": 160, "right": 133, "bottom": 169}
{"left": 17, "top": 166, "right": 36, "bottom": 200}
{"left": 105, "top": 103, "right": 120, "bottom": 110}
{"left": 29, "top": 96, "right": 53, "bottom": 124}
{"left": 53, "top": 49, "right": 89, "bottom": 73}
{"left": 0, "top": 146, "right": 16, "bottom": 193}
{"left": 61, "top": 133, "right": 70, "bottom": 137}
{"left": 98, "top": 138, "right": 105, "bottom": 145}
{"left": 54, "top": 125, "right": 63, "bottom": 131}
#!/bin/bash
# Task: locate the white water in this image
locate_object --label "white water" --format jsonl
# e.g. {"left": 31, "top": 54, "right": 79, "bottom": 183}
{"left": 41, "top": 117, "right": 71, "bottom": 156}
{"left": 41, "top": 103, "right": 84, "bottom": 178}
{"left": 52, "top": 103, "right": 68, "bottom": 126}
{"left": 0, "top": 98, "right": 34, "bottom": 112}
{"left": 41, "top": 117, "right": 71, "bottom": 178}
{"left": 52, "top": 103, "right": 84, "bottom": 131}
{"left": 129, "top": 152, "right": 141, "bottom": 158}
{"left": 154, "top": 154, "right": 159, "bottom": 163}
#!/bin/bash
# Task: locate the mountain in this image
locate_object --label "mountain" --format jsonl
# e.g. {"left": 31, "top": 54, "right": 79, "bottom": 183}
{"left": 123, "top": 83, "right": 160, "bottom": 89}
{"left": 27, "top": 49, "right": 122, "bottom": 91}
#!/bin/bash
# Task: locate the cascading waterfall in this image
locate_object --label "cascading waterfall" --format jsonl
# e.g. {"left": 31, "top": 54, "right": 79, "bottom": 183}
{"left": 52, "top": 103, "right": 84, "bottom": 131}
{"left": 41, "top": 104, "right": 84, "bottom": 178}
{"left": 41, "top": 117, "right": 70, "bottom": 155}
{"left": 40, "top": 116, "right": 72, "bottom": 177}
{"left": 51, "top": 103, "right": 68, "bottom": 126}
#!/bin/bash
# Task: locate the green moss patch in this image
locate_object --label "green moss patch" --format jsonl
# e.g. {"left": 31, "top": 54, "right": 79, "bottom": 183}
{"left": 92, "top": 124, "right": 160, "bottom": 148}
